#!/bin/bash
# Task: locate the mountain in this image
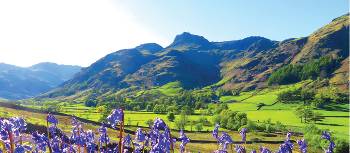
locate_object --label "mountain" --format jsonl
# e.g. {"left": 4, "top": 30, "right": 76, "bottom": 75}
{"left": 43, "top": 14, "right": 349, "bottom": 99}
{"left": 0, "top": 62, "right": 82, "bottom": 100}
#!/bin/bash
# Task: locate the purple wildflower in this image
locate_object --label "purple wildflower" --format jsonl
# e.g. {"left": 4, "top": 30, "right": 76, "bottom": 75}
{"left": 321, "top": 131, "right": 331, "bottom": 141}
{"left": 321, "top": 131, "right": 335, "bottom": 153}
{"left": 9, "top": 117, "right": 26, "bottom": 136}
{"left": 178, "top": 130, "right": 190, "bottom": 153}
{"left": 213, "top": 150, "right": 227, "bottom": 153}
{"left": 212, "top": 124, "right": 220, "bottom": 140}
{"left": 123, "top": 134, "right": 132, "bottom": 147}
{"left": 219, "top": 132, "right": 233, "bottom": 151}
{"left": 286, "top": 132, "right": 292, "bottom": 141}
{"left": 239, "top": 128, "right": 247, "bottom": 142}
{"left": 14, "top": 144, "right": 32, "bottom": 153}
{"left": 107, "top": 109, "right": 124, "bottom": 128}
{"left": 51, "top": 136, "right": 61, "bottom": 152}
{"left": 32, "top": 131, "right": 48, "bottom": 152}
{"left": 325, "top": 141, "right": 335, "bottom": 153}
{"left": 260, "top": 146, "right": 272, "bottom": 153}
{"left": 98, "top": 124, "right": 110, "bottom": 145}
{"left": 46, "top": 113, "right": 58, "bottom": 125}
{"left": 135, "top": 128, "right": 146, "bottom": 142}
{"left": 153, "top": 118, "right": 167, "bottom": 130}
{"left": 235, "top": 145, "right": 246, "bottom": 153}
{"left": 297, "top": 139, "right": 307, "bottom": 153}
{"left": 71, "top": 117, "right": 80, "bottom": 127}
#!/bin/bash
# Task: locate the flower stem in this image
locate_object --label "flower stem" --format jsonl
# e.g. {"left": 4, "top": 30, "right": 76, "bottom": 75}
{"left": 46, "top": 121, "right": 53, "bottom": 153}
{"left": 8, "top": 130, "right": 14, "bottom": 153}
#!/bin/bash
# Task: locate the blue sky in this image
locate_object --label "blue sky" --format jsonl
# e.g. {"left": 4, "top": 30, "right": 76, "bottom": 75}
{"left": 121, "top": 0, "right": 349, "bottom": 41}
{"left": 0, "top": 0, "right": 348, "bottom": 67}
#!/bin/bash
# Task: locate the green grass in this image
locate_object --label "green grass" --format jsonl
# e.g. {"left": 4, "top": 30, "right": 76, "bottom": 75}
{"left": 224, "top": 81, "right": 349, "bottom": 139}
{"left": 155, "top": 81, "right": 183, "bottom": 96}
{"left": 0, "top": 104, "right": 307, "bottom": 152}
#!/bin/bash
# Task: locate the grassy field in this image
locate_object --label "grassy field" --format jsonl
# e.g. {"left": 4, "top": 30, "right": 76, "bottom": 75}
{"left": 220, "top": 81, "right": 349, "bottom": 140}
{"left": 0, "top": 103, "right": 305, "bottom": 153}
{"left": 21, "top": 80, "right": 349, "bottom": 140}
{"left": 8, "top": 80, "right": 347, "bottom": 152}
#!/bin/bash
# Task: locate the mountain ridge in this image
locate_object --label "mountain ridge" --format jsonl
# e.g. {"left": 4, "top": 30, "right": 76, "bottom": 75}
{"left": 39, "top": 14, "right": 349, "bottom": 100}
{"left": 0, "top": 62, "right": 82, "bottom": 100}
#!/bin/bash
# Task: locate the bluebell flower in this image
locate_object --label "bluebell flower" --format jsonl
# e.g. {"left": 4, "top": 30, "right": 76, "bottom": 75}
{"left": 212, "top": 124, "right": 220, "bottom": 140}
{"left": 325, "top": 141, "right": 335, "bottom": 153}
{"left": 0, "top": 130, "right": 8, "bottom": 141}
{"left": 107, "top": 109, "right": 124, "bottom": 128}
{"left": 235, "top": 145, "right": 246, "bottom": 153}
{"left": 98, "top": 125, "right": 110, "bottom": 145}
{"left": 153, "top": 118, "right": 167, "bottom": 130}
{"left": 321, "top": 131, "right": 331, "bottom": 141}
{"left": 219, "top": 132, "right": 233, "bottom": 151}
{"left": 135, "top": 128, "right": 146, "bottom": 142}
{"left": 9, "top": 117, "right": 26, "bottom": 136}
{"left": 297, "top": 139, "right": 307, "bottom": 153}
{"left": 46, "top": 113, "right": 58, "bottom": 125}
{"left": 32, "top": 131, "right": 48, "bottom": 152}
{"left": 178, "top": 129, "right": 190, "bottom": 153}
{"left": 259, "top": 146, "right": 272, "bottom": 153}
{"left": 286, "top": 132, "right": 292, "bottom": 141}
{"left": 239, "top": 128, "right": 247, "bottom": 142}
{"left": 321, "top": 131, "right": 335, "bottom": 153}
{"left": 123, "top": 134, "right": 132, "bottom": 147}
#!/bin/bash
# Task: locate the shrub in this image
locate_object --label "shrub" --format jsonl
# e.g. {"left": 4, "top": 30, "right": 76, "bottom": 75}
{"left": 167, "top": 112, "right": 175, "bottom": 122}
{"left": 195, "top": 123, "right": 203, "bottom": 132}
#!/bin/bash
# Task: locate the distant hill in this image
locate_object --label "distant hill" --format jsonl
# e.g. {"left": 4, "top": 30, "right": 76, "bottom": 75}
{"left": 0, "top": 62, "right": 82, "bottom": 99}
{"left": 42, "top": 14, "right": 349, "bottom": 99}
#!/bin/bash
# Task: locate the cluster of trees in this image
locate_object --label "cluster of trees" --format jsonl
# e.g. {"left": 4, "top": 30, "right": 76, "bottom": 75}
{"left": 91, "top": 88, "right": 220, "bottom": 115}
{"left": 268, "top": 56, "right": 339, "bottom": 85}
{"left": 294, "top": 105, "right": 324, "bottom": 123}
{"left": 212, "top": 103, "right": 248, "bottom": 130}
{"left": 277, "top": 86, "right": 348, "bottom": 124}
{"left": 245, "top": 119, "right": 287, "bottom": 133}
{"left": 278, "top": 87, "right": 348, "bottom": 107}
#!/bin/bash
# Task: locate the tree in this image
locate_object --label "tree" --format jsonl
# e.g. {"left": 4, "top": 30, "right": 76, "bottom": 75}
{"left": 295, "top": 105, "right": 305, "bottom": 123}
{"left": 195, "top": 123, "right": 203, "bottom": 132}
{"left": 167, "top": 105, "right": 179, "bottom": 114}
{"left": 146, "top": 104, "right": 153, "bottom": 112}
{"left": 167, "top": 112, "right": 175, "bottom": 122}
{"left": 311, "top": 112, "right": 324, "bottom": 123}
{"left": 217, "top": 110, "right": 247, "bottom": 130}
{"left": 294, "top": 105, "right": 314, "bottom": 123}
{"left": 153, "top": 104, "right": 166, "bottom": 114}
{"left": 181, "top": 105, "right": 194, "bottom": 115}
{"left": 174, "top": 112, "right": 188, "bottom": 130}
{"left": 133, "top": 105, "right": 140, "bottom": 111}
{"left": 300, "top": 90, "right": 315, "bottom": 105}
{"left": 189, "top": 120, "right": 195, "bottom": 131}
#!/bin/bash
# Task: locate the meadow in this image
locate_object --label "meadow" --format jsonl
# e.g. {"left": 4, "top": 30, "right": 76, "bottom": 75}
{"left": 0, "top": 103, "right": 304, "bottom": 152}
{"left": 44, "top": 81, "right": 349, "bottom": 140}
{"left": 1, "top": 80, "right": 347, "bottom": 152}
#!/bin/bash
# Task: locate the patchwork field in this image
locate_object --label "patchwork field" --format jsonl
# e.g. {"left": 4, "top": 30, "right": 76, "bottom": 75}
{"left": 0, "top": 103, "right": 303, "bottom": 152}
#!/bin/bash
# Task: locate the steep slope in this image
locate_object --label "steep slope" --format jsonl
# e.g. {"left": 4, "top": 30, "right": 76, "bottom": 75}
{"left": 0, "top": 63, "right": 81, "bottom": 99}
{"left": 43, "top": 14, "right": 348, "bottom": 99}
{"left": 44, "top": 43, "right": 163, "bottom": 97}
{"left": 44, "top": 33, "right": 275, "bottom": 98}
{"left": 220, "top": 14, "right": 349, "bottom": 91}
{"left": 292, "top": 14, "right": 349, "bottom": 63}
